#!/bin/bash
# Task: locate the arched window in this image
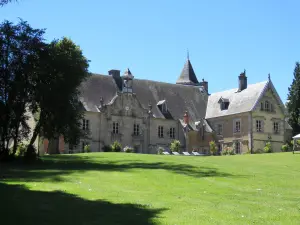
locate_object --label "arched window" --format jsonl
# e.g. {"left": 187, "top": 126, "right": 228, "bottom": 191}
{"left": 265, "top": 101, "right": 269, "bottom": 111}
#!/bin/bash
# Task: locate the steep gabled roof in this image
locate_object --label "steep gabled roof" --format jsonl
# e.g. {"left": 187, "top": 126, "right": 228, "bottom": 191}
{"left": 79, "top": 74, "right": 208, "bottom": 125}
{"left": 176, "top": 59, "right": 199, "bottom": 85}
{"left": 205, "top": 81, "right": 269, "bottom": 119}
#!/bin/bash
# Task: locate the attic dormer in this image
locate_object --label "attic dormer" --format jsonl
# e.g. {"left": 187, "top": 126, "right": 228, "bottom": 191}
{"left": 218, "top": 97, "right": 230, "bottom": 110}
{"left": 157, "top": 100, "right": 168, "bottom": 113}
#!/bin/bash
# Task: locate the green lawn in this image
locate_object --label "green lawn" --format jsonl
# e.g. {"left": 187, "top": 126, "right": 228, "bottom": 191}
{"left": 1, "top": 152, "right": 300, "bottom": 225}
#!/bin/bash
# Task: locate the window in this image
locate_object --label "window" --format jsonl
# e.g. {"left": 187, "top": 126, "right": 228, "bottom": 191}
{"left": 82, "top": 119, "right": 89, "bottom": 130}
{"left": 265, "top": 101, "right": 269, "bottom": 111}
{"left": 256, "top": 120, "right": 263, "bottom": 132}
{"left": 133, "top": 124, "right": 140, "bottom": 136}
{"left": 157, "top": 100, "right": 167, "bottom": 113}
{"left": 273, "top": 122, "right": 279, "bottom": 134}
{"left": 158, "top": 126, "right": 164, "bottom": 138}
{"left": 113, "top": 122, "right": 119, "bottom": 134}
{"left": 260, "top": 102, "right": 264, "bottom": 111}
{"left": 234, "top": 120, "right": 241, "bottom": 133}
{"left": 221, "top": 102, "right": 230, "bottom": 110}
{"left": 169, "top": 127, "right": 175, "bottom": 139}
{"left": 216, "top": 124, "right": 223, "bottom": 135}
{"left": 235, "top": 142, "right": 241, "bottom": 154}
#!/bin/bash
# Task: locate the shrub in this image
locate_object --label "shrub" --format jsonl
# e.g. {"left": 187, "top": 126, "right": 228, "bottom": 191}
{"left": 209, "top": 141, "right": 217, "bottom": 155}
{"left": 263, "top": 142, "right": 272, "bottom": 153}
{"left": 123, "top": 146, "right": 134, "bottom": 153}
{"left": 84, "top": 144, "right": 91, "bottom": 153}
{"left": 102, "top": 145, "right": 112, "bottom": 152}
{"left": 221, "top": 147, "right": 235, "bottom": 156}
{"left": 281, "top": 144, "right": 289, "bottom": 152}
{"left": 157, "top": 146, "right": 164, "bottom": 155}
{"left": 170, "top": 140, "right": 181, "bottom": 153}
{"left": 228, "top": 148, "right": 236, "bottom": 155}
{"left": 111, "top": 141, "right": 122, "bottom": 152}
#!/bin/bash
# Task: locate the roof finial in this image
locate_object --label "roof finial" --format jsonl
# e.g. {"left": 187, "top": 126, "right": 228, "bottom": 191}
{"left": 268, "top": 73, "right": 271, "bottom": 81}
{"left": 187, "top": 49, "right": 189, "bottom": 60}
{"left": 244, "top": 69, "right": 246, "bottom": 75}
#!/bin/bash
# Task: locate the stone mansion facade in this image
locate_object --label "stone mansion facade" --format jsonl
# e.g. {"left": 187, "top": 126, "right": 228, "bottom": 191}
{"left": 37, "top": 58, "right": 293, "bottom": 155}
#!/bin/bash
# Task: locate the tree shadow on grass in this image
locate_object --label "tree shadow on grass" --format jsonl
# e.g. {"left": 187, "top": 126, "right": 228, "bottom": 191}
{"left": 0, "top": 182, "right": 165, "bottom": 225}
{"left": 0, "top": 154, "right": 246, "bottom": 182}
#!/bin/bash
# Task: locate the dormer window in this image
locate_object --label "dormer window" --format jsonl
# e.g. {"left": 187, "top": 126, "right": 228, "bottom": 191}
{"left": 157, "top": 100, "right": 168, "bottom": 113}
{"left": 218, "top": 97, "right": 230, "bottom": 110}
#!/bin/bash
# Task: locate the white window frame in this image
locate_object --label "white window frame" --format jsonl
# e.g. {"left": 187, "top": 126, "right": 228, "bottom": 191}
{"left": 256, "top": 120, "right": 263, "bottom": 132}
{"left": 82, "top": 119, "right": 89, "bottom": 131}
{"left": 265, "top": 101, "right": 269, "bottom": 112}
{"left": 158, "top": 126, "right": 164, "bottom": 138}
{"left": 233, "top": 119, "right": 241, "bottom": 133}
{"left": 169, "top": 127, "right": 175, "bottom": 139}
{"left": 113, "top": 122, "right": 119, "bottom": 134}
{"left": 216, "top": 124, "right": 223, "bottom": 135}
{"left": 133, "top": 124, "right": 140, "bottom": 136}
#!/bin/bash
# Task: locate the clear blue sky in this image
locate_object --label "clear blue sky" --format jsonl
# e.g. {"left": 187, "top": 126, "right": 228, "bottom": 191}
{"left": 1, "top": 0, "right": 299, "bottom": 102}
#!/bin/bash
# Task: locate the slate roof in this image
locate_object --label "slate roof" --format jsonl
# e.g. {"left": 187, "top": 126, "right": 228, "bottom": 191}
{"left": 79, "top": 74, "right": 208, "bottom": 126}
{"left": 176, "top": 59, "right": 199, "bottom": 85}
{"left": 205, "top": 81, "right": 269, "bottom": 119}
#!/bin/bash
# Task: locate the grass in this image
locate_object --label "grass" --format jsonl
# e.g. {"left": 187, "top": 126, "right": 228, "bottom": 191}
{"left": 1, "top": 152, "right": 300, "bottom": 224}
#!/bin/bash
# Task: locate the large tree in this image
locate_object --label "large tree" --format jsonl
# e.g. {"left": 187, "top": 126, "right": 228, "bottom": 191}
{"left": 27, "top": 37, "right": 90, "bottom": 153}
{"left": 0, "top": 19, "right": 90, "bottom": 160}
{"left": 0, "top": 0, "right": 17, "bottom": 6}
{"left": 286, "top": 62, "right": 300, "bottom": 136}
{"left": 0, "top": 20, "right": 46, "bottom": 159}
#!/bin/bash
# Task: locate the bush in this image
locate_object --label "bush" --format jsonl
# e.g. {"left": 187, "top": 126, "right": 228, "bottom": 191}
{"left": 111, "top": 141, "right": 122, "bottom": 152}
{"left": 170, "top": 140, "right": 181, "bottom": 153}
{"left": 209, "top": 141, "right": 217, "bottom": 155}
{"left": 123, "top": 146, "right": 134, "bottom": 153}
{"left": 84, "top": 144, "right": 91, "bottom": 153}
{"left": 102, "top": 145, "right": 112, "bottom": 152}
{"left": 221, "top": 147, "right": 235, "bottom": 156}
{"left": 157, "top": 146, "right": 164, "bottom": 155}
{"left": 263, "top": 142, "right": 272, "bottom": 153}
{"left": 281, "top": 144, "right": 289, "bottom": 152}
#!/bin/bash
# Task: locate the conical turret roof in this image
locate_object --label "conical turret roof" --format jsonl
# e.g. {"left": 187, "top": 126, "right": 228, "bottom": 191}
{"left": 176, "top": 59, "right": 199, "bottom": 85}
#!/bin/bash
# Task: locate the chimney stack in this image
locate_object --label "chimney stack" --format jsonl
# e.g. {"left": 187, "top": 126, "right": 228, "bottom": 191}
{"left": 108, "top": 69, "right": 122, "bottom": 91}
{"left": 200, "top": 78, "right": 208, "bottom": 93}
{"left": 183, "top": 111, "right": 189, "bottom": 124}
{"left": 238, "top": 70, "right": 247, "bottom": 92}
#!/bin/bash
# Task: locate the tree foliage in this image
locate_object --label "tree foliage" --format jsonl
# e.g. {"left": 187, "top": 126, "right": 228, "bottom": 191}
{"left": 28, "top": 37, "right": 90, "bottom": 153}
{"left": 0, "top": 19, "right": 90, "bottom": 160}
{"left": 0, "top": 20, "right": 46, "bottom": 159}
{"left": 0, "top": 0, "right": 17, "bottom": 7}
{"left": 286, "top": 62, "right": 300, "bottom": 135}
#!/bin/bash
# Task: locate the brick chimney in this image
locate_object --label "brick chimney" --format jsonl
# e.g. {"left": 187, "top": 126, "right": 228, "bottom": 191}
{"left": 183, "top": 111, "right": 189, "bottom": 124}
{"left": 200, "top": 78, "right": 208, "bottom": 93}
{"left": 238, "top": 70, "right": 247, "bottom": 92}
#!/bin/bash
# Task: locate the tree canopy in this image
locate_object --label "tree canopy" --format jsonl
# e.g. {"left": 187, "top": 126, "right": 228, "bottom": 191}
{"left": 0, "top": 19, "right": 90, "bottom": 160}
{"left": 286, "top": 62, "right": 300, "bottom": 135}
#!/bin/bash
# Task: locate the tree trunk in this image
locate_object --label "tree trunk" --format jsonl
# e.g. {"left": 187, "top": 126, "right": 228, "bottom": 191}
{"left": 27, "top": 118, "right": 42, "bottom": 152}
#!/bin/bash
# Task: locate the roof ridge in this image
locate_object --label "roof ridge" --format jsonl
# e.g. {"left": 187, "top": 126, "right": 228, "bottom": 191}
{"left": 210, "top": 80, "right": 268, "bottom": 95}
